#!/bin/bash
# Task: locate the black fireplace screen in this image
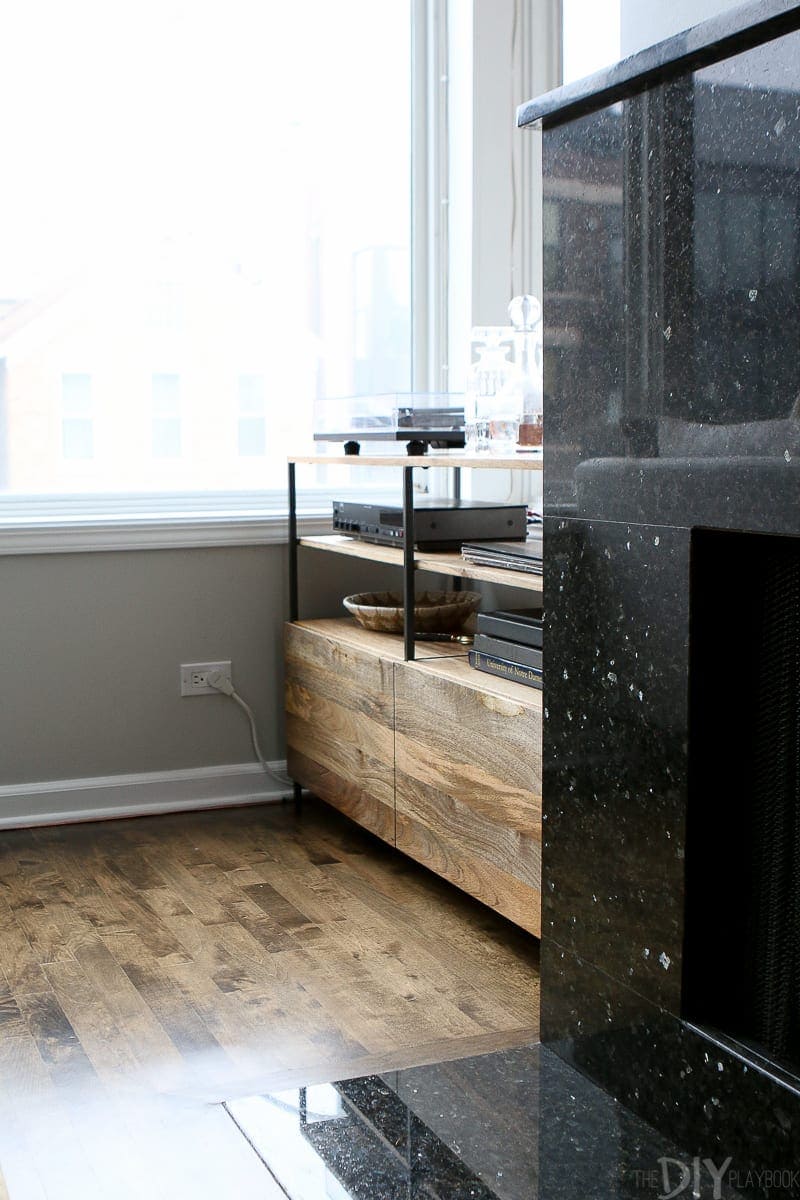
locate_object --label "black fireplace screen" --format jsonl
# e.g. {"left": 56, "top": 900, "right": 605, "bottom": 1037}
{"left": 686, "top": 528, "right": 800, "bottom": 1073}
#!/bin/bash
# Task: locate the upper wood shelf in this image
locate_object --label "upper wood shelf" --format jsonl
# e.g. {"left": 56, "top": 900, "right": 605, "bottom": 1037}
{"left": 299, "top": 534, "right": 544, "bottom": 595}
{"left": 288, "top": 453, "right": 542, "bottom": 470}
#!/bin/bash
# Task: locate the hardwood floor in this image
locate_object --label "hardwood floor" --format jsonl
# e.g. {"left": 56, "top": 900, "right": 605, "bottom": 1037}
{"left": 0, "top": 798, "right": 539, "bottom": 1198}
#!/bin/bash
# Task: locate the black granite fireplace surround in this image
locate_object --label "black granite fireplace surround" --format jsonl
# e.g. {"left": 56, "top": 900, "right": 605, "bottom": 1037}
{"left": 520, "top": 0, "right": 800, "bottom": 1189}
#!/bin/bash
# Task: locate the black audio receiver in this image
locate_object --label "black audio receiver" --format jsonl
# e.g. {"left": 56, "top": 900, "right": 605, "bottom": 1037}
{"left": 332, "top": 499, "right": 527, "bottom": 551}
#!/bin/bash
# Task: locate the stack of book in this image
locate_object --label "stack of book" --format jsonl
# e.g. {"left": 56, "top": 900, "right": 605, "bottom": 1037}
{"left": 468, "top": 608, "right": 543, "bottom": 689}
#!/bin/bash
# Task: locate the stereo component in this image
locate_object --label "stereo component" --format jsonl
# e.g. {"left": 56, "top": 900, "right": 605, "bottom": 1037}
{"left": 332, "top": 499, "right": 527, "bottom": 551}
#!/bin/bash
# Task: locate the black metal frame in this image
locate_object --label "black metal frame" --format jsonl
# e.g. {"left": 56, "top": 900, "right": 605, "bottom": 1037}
{"left": 287, "top": 458, "right": 465, "bottom": 799}
{"left": 287, "top": 459, "right": 464, "bottom": 662}
{"left": 288, "top": 461, "right": 299, "bottom": 622}
{"left": 402, "top": 465, "right": 416, "bottom": 660}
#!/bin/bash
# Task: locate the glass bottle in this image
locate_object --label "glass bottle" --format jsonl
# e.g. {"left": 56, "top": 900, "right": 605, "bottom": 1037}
{"left": 465, "top": 327, "right": 516, "bottom": 453}
{"left": 507, "top": 294, "right": 543, "bottom": 450}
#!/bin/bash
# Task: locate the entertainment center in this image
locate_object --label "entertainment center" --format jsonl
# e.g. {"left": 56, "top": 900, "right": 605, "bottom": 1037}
{"left": 284, "top": 452, "right": 543, "bottom": 936}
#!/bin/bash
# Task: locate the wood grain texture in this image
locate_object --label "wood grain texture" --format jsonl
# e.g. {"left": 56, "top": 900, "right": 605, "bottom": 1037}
{"left": 394, "top": 659, "right": 542, "bottom": 936}
{"left": 0, "top": 801, "right": 538, "bottom": 1198}
{"left": 402, "top": 651, "right": 545, "bottom": 710}
{"left": 285, "top": 622, "right": 396, "bottom": 842}
{"left": 286, "top": 620, "right": 543, "bottom": 933}
{"left": 291, "top": 617, "right": 467, "bottom": 662}
{"left": 289, "top": 452, "right": 542, "bottom": 470}
{"left": 299, "top": 535, "right": 544, "bottom": 595}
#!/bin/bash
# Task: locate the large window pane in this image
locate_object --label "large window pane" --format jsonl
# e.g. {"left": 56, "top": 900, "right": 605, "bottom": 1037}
{"left": 0, "top": 1, "right": 412, "bottom": 501}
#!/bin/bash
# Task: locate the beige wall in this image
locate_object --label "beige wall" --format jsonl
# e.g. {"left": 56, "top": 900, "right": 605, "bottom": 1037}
{"left": 0, "top": 543, "right": 401, "bottom": 786}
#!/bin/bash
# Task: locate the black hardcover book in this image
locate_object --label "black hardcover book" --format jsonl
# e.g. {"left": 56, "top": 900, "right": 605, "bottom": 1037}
{"left": 468, "top": 649, "right": 543, "bottom": 690}
{"left": 473, "top": 633, "right": 543, "bottom": 670}
{"left": 475, "top": 608, "right": 543, "bottom": 648}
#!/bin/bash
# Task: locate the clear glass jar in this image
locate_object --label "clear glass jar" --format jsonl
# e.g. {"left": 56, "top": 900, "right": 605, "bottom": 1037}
{"left": 465, "top": 327, "right": 517, "bottom": 453}
{"left": 506, "top": 295, "right": 543, "bottom": 450}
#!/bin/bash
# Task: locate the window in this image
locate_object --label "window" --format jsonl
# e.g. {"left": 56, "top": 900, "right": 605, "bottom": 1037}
{"left": 0, "top": 0, "right": 413, "bottom": 529}
{"left": 562, "top": 0, "right": 620, "bottom": 84}
{"left": 0, "top": 1, "right": 559, "bottom": 546}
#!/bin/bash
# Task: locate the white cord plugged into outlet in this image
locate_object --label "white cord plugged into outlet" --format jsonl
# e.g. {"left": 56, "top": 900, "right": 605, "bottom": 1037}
{"left": 206, "top": 670, "right": 293, "bottom": 791}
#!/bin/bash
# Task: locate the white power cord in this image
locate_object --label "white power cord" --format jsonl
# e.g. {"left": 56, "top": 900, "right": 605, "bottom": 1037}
{"left": 206, "top": 670, "right": 294, "bottom": 791}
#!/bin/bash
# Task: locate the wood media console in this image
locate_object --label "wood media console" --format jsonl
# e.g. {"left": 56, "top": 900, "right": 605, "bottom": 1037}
{"left": 285, "top": 454, "right": 543, "bottom": 937}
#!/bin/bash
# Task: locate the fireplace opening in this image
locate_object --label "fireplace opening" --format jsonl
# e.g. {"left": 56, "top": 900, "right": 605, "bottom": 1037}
{"left": 685, "top": 528, "right": 800, "bottom": 1077}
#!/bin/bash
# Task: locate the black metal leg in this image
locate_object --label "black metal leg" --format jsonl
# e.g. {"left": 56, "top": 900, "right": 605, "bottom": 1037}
{"left": 287, "top": 467, "right": 301, "bottom": 813}
{"left": 288, "top": 461, "right": 298, "bottom": 622}
{"left": 403, "top": 465, "right": 415, "bottom": 661}
{"left": 453, "top": 466, "right": 463, "bottom": 590}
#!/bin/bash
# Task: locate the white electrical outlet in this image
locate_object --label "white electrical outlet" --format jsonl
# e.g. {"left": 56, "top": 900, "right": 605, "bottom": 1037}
{"left": 180, "top": 660, "right": 232, "bottom": 697}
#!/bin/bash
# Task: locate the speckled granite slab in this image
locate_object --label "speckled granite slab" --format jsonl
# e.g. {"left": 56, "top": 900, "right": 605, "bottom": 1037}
{"left": 226, "top": 1044, "right": 751, "bottom": 1199}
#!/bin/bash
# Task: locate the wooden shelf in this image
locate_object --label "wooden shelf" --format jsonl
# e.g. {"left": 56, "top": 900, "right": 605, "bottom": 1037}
{"left": 298, "top": 534, "right": 544, "bottom": 596}
{"left": 299, "top": 534, "right": 405, "bottom": 569}
{"left": 415, "top": 549, "right": 543, "bottom": 593}
{"left": 292, "top": 618, "right": 469, "bottom": 662}
{"left": 407, "top": 652, "right": 543, "bottom": 710}
{"left": 289, "top": 452, "right": 542, "bottom": 470}
{"left": 293, "top": 618, "right": 542, "bottom": 708}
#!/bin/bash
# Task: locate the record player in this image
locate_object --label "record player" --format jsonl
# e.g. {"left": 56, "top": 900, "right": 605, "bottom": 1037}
{"left": 313, "top": 393, "right": 465, "bottom": 455}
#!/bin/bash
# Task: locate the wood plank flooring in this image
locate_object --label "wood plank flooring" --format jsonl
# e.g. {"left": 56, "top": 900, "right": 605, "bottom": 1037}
{"left": 0, "top": 798, "right": 539, "bottom": 1198}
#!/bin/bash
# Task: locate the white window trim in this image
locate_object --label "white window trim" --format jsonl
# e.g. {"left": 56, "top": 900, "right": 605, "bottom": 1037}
{"left": 468, "top": 0, "right": 562, "bottom": 331}
{"left": 0, "top": 489, "right": 385, "bottom": 554}
{"left": 0, "top": 513, "right": 329, "bottom": 555}
{"left": 412, "top": 0, "right": 449, "bottom": 393}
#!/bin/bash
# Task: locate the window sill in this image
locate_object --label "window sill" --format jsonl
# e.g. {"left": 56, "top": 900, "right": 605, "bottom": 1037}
{"left": 0, "top": 513, "right": 332, "bottom": 555}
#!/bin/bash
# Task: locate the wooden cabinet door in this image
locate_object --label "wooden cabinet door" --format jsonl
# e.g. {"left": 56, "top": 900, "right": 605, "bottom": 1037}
{"left": 285, "top": 623, "right": 395, "bottom": 844}
{"left": 394, "top": 659, "right": 542, "bottom": 935}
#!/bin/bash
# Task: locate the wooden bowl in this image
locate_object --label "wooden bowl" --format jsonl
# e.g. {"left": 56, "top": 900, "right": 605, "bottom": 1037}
{"left": 343, "top": 589, "right": 481, "bottom": 633}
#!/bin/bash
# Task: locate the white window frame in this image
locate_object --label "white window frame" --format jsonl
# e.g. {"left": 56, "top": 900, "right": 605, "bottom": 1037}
{"left": 0, "top": 0, "right": 561, "bottom": 555}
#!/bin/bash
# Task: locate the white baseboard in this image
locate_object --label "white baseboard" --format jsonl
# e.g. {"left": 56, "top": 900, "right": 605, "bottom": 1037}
{"left": 0, "top": 761, "right": 291, "bottom": 829}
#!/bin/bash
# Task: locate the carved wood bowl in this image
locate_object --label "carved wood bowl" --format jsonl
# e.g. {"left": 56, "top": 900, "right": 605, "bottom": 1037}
{"left": 343, "top": 589, "right": 481, "bottom": 633}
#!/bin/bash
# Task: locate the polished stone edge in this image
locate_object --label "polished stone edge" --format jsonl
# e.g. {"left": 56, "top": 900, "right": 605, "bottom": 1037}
{"left": 229, "top": 1043, "right": 747, "bottom": 1199}
{"left": 517, "top": 0, "right": 800, "bottom": 129}
{"left": 541, "top": 941, "right": 800, "bottom": 1171}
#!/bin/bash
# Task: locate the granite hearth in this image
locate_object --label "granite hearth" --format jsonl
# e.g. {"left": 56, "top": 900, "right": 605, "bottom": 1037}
{"left": 226, "top": 1044, "right": 748, "bottom": 1198}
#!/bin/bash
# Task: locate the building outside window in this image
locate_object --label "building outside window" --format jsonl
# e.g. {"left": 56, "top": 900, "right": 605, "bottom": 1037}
{"left": 0, "top": 1, "right": 562, "bottom": 541}
{"left": 61, "top": 373, "right": 93, "bottom": 460}
{"left": 0, "top": 0, "right": 412, "bottom": 518}
{"left": 237, "top": 375, "right": 266, "bottom": 458}
{"left": 151, "top": 373, "right": 181, "bottom": 459}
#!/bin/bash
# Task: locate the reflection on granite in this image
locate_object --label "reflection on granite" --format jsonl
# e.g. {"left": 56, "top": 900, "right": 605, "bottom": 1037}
{"left": 226, "top": 1045, "right": 751, "bottom": 1199}
{"left": 571, "top": 458, "right": 800, "bottom": 532}
{"left": 543, "top": 517, "right": 689, "bottom": 1009}
{"left": 543, "top": 945, "right": 800, "bottom": 1189}
{"left": 518, "top": 0, "right": 800, "bottom": 130}
{"left": 542, "top": 27, "right": 800, "bottom": 533}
